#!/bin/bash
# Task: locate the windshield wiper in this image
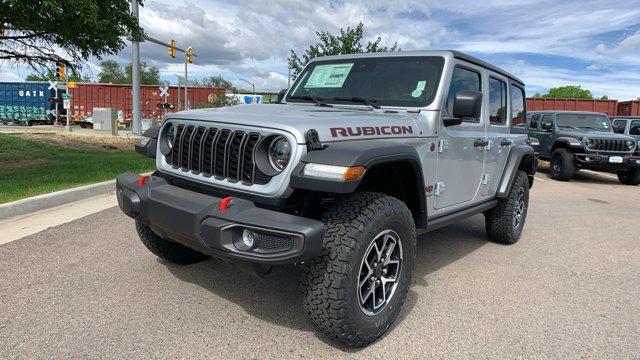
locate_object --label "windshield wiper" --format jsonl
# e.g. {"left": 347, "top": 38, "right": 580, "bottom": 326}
{"left": 558, "top": 125, "right": 581, "bottom": 131}
{"left": 579, "top": 126, "right": 608, "bottom": 132}
{"left": 289, "top": 95, "right": 332, "bottom": 107}
{"left": 333, "top": 97, "right": 381, "bottom": 109}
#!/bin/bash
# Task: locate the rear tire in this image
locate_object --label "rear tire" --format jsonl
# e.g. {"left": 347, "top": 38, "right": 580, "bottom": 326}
{"left": 617, "top": 167, "right": 640, "bottom": 186}
{"left": 484, "top": 170, "right": 530, "bottom": 245}
{"left": 550, "top": 148, "right": 575, "bottom": 181}
{"left": 135, "top": 220, "right": 209, "bottom": 264}
{"left": 302, "top": 192, "right": 416, "bottom": 347}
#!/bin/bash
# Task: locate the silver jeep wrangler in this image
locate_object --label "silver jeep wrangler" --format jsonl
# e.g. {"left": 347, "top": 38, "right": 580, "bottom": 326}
{"left": 118, "top": 50, "right": 536, "bottom": 347}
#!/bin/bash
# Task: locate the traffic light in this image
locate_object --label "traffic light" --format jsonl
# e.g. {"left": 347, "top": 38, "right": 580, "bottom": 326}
{"left": 186, "top": 47, "right": 193, "bottom": 63}
{"left": 168, "top": 40, "right": 176, "bottom": 58}
{"left": 56, "top": 61, "right": 66, "bottom": 79}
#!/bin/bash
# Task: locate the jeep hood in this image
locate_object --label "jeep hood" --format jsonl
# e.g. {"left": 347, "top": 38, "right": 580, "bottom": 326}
{"left": 556, "top": 130, "right": 635, "bottom": 141}
{"left": 167, "top": 104, "right": 421, "bottom": 144}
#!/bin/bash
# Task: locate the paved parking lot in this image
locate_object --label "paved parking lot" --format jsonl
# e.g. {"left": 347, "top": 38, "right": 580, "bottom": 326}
{"left": 1, "top": 167, "right": 639, "bottom": 359}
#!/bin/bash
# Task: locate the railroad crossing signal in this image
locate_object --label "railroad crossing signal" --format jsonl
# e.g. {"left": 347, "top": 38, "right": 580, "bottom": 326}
{"left": 168, "top": 40, "right": 176, "bottom": 58}
{"left": 159, "top": 85, "right": 169, "bottom": 98}
{"left": 48, "top": 80, "right": 58, "bottom": 90}
{"left": 56, "top": 61, "right": 66, "bottom": 80}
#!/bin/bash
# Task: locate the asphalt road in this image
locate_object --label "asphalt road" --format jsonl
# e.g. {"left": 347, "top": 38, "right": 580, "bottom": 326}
{"left": 1, "top": 168, "right": 639, "bottom": 359}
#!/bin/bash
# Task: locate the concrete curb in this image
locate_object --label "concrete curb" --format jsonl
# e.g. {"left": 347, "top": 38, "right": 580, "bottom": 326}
{"left": 0, "top": 179, "right": 116, "bottom": 221}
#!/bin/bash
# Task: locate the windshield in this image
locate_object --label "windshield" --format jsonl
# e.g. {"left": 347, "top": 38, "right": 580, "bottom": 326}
{"left": 286, "top": 56, "right": 444, "bottom": 108}
{"left": 556, "top": 114, "right": 612, "bottom": 131}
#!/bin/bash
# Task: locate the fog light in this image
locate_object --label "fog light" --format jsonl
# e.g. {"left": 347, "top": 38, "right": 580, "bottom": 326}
{"left": 242, "top": 229, "right": 255, "bottom": 248}
{"left": 585, "top": 157, "right": 590, "bottom": 161}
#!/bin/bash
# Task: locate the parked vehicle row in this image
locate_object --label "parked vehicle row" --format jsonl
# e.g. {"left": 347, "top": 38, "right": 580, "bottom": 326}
{"left": 527, "top": 111, "right": 640, "bottom": 185}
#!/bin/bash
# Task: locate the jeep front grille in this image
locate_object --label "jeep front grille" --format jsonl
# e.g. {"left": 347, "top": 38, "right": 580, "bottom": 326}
{"left": 587, "top": 138, "right": 630, "bottom": 152}
{"left": 166, "top": 124, "right": 271, "bottom": 185}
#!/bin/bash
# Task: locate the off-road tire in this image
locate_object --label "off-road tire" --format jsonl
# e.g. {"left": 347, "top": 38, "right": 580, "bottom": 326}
{"left": 617, "top": 167, "right": 640, "bottom": 186}
{"left": 135, "top": 220, "right": 209, "bottom": 264}
{"left": 302, "top": 192, "right": 416, "bottom": 347}
{"left": 550, "top": 148, "right": 575, "bottom": 181}
{"left": 484, "top": 170, "right": 530, "bottom": 244}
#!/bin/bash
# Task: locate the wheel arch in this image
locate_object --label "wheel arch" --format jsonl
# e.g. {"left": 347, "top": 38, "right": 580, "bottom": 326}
{"left": 289, "top": 140, "right": 427, "bottom": 228}
{"left": 496, "top": 145, "right": 537, "bottom": 198}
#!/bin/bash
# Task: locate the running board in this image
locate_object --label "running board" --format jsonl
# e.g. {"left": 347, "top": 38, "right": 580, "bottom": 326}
{"left": 419, "top": 199, "right": 498, "bottom": 234}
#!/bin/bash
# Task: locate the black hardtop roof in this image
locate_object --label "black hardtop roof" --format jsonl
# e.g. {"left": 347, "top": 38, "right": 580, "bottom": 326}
{"left": 529, "top": 110, "right": 608, "bottom": 116}
{"left": 450, "top": 51, "right": 524, "bottom": 86}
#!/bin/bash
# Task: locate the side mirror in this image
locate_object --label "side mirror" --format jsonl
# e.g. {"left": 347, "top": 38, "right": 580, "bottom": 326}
{"left": 444, "top": 91, "right": 483, "bottom": 127}
{"left": 277, "top": 89, "right": 288, "bottom": 103}
{"left": 542, "top": 122, "right": 553, "bottom": 131}
{"left": 135, "top": 125, "right": 160, "bottom": 158}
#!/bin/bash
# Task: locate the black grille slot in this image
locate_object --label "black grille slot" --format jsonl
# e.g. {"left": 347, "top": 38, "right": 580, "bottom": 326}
{"left": 164, "top": 123, "right": 275, "bottom": 185}
{"left": 201, "top": 129, "right": 218, "bottom": 176}
{"left": 254, "top": 232, "right": 294, "bottom": 254}
{"left": 241, "top": 133, "right": 261, "bottom": 183}
{"left": 170, "top": 124, "right": 185, "bottom": 166}
{"left": 190, "top": 127, "right": 206, "bottom": 173}
{"left": 214, "top": 130, "right": 231, "bottom": 178}
{"left": 226, "top": 131, "right": 246, "bottom": 182}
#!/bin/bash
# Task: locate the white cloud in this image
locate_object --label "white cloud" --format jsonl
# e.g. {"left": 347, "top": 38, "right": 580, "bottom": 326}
{"left": 586, "top": 64, "right": 600, "bottom": 71}
{"left": 0, "top": 72, "right": 21, "bottom": 82}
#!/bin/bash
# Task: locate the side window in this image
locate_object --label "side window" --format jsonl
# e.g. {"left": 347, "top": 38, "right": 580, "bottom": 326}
{"left": 630, "top": 121, "right": 640, "bottom": 136}
{"left": 489, "top": 77, "right": 507, "bottom": 125}
{"left": 542, "top": 114, "right": 554, "bottom": 128}
{"left": 510, "top": 85, "right": 526, "bottom": 127}
{"left": 529, "top": 114, "right": 540, "bottom": 129}
{"left": 612, "top": 120, "right": 626, "bottom": 134}
{"left": 446, "top": 66, "right": 481, "bottom": 122}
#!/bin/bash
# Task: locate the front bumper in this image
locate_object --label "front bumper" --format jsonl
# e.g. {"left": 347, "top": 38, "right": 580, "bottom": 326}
{"left": 116, "top": 172, "right": 324, "bottom": 265}
{"left": 574, "top": 153, "right": 640, "bottom": 167}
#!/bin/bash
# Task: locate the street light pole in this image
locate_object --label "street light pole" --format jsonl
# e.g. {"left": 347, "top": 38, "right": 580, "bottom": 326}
{"left": 173, "top": 74, "right": 182, "bottom": 111}
{"left": 184, "top": 57, "right": 188, "bottom": 109}
{"left": 131, "top": 0, "right": 141, "bottom": 135}
{"left": 239, "top": 78, "right": 255, "bottom": 94}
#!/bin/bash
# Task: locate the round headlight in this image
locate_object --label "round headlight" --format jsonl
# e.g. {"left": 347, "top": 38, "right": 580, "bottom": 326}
{"left": 268, "top": 136, "right": 291, "bottom": 172}
{"left": 627, "top": 140, "right": 636, "bottom": 150}
{"left": 585, "top": 138, "right": 595, "bottom": 148}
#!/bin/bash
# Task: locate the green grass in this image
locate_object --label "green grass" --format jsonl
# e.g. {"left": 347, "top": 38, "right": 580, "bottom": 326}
{"left": 0, "top": 134, "right": 155, "bottom": 204}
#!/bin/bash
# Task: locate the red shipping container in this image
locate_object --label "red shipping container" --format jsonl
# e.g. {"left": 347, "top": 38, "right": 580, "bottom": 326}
{"left": 616, "top": 100, "right": 640, "bottom": 117}
{"left": 68, "top": 83, "right": 226, "bottom": 122}
{"left": 526, "top": 98, "right": 618, "bottom": 116}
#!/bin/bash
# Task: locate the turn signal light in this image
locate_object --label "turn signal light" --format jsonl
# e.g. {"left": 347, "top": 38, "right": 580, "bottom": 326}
{"left": 302, "top": 163, "right": 366, "bottom": 181}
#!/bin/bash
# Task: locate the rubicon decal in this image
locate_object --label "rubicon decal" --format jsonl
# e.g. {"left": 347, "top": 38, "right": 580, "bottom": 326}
{"left": 330, "top": 126, "right": 413, "bottom": 138}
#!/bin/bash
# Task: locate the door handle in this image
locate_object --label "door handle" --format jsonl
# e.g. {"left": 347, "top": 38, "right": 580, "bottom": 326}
{"left": 500, "top": 138, "right": 513, "bottom": 147}
{"left": 474, "top": 138, "right": 489, "bottom": 147}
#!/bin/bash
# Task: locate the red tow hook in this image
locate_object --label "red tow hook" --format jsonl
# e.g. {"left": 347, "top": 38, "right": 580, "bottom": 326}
{"left": 219, "top": 196, "right": 233, "bottom": 211}
{"left": 137, "top": 175, "right": 150, "bottom": 187}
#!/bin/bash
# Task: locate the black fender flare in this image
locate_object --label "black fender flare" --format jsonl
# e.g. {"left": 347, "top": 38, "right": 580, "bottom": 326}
{"left": 552, "top": 137, "right": 582, "bottom": 151}
{"left": 496, "top": 144, "right": 537, "bottom": 198}
{"left": 134, "top": 125, "right": 161, "bottom": 158}
{"left": 289, "top": 140, "right": 427, "bottom": 224}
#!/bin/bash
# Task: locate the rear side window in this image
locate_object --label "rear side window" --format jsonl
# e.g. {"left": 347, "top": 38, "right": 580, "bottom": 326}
{"left": 542, "top": 114, "right": 554, "bottom": 127}
{"left": 529, "top": 114, "right": 540, "bottom": 129}
{"left": 510, "top": 85, "right": 526, "bottom": 127}
{"left": 612, "top": 120, "right": 626, "bottom": 134}
{"left": 446, "top": 67, "right": 481, "bottom": 122}
{"left": 489, "top": 78, "right": 507, "bottom": 125}
{"left": 630, "top": 120, "right": 640, "bottom": 136}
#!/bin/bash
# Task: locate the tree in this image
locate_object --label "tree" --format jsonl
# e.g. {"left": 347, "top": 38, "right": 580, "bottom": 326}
{"left": 195, "top": 94, "right": 241, "bottom": 108}
{"left": 25, "top": 70, "right": 91, "bottom": 82}
{"left": 599, "top": 95, "right": 609, "bottom": 100}
{"left": 288, "top": 22, "right": 399, "bottom": 76}
{"left": 0, "top": 0, "right": 143, "bottom": 73}
{"left": 98, "top": 60, "right": 127, "bottom": 84}
{"left": 535, "top": 85, "right": 594, "bottom": 99}
{"left": 97, "top": 60, "right": 160, "bottom": 85}
{"left": 192, "top": 75, "right": 238, "bottom": 92}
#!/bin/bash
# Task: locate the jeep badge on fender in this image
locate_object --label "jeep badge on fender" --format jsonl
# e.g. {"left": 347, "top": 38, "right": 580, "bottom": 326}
{"left": 116, "top": 50, "right": 536, "bottom": 347}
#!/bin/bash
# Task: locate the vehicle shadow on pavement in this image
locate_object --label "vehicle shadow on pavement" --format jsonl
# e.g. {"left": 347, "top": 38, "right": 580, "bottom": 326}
{"left": 537, "top": 164, "right": 620, "bottom": 185}
{"left": 163, "top": 215, "right": 489, "bottom": 351}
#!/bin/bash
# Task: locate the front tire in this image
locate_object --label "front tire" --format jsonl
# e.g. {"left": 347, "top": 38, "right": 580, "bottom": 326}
{"left": 302, "top": 192, "right": 416, "bottom": 347}
{"left": 135, "top": 221, "right": 209, "bottom": 264}
{"left": 484, "top": 170, "right": 530, "bottom": 244}
{"left": 550, "top": 148, "right": 575, "bottom": 181}
{"left": 617, "top": 167, "right": 640, "bottom": 186}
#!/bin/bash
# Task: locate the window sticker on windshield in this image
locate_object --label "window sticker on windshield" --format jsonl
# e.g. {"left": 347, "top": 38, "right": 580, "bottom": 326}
{"left": 304, "top": 63, "right": 354, "bottom": 88}
{"left": 411, "top": 80, "right": 427, "bottom": 98}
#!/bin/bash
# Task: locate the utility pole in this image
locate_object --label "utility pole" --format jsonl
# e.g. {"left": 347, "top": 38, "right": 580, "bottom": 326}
{"left": 184, "top": 47, "right": 193, "bottom": 109}
{"left": 131, "top": 0, "right": 141, "bottom": 135}
{"left": 240, "top": 78, "right": 255, "bottom": 94}
{"left": 174, "top": 74, "right": 182, "bottom": 111}
{"left": 288, "top": 67, "right": 291, "bottom": 88}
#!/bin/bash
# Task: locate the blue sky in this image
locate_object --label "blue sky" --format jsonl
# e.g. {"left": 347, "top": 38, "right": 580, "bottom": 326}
{"left": 2, "top": 0, "right": 639, "bottom": 99}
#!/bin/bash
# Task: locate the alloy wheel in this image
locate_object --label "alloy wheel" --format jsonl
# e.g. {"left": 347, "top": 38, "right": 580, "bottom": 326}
{"left": 513, "top": 187, "right": 526, "bottom": 229}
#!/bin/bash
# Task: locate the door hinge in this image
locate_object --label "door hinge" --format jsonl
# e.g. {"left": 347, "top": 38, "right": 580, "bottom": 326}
{"left": 481, "top": 174, "right": 491, "bottom": 185}
{"left": 438, "top": 140, "right": 448, "bottom": 153}
{"left": 434, "top": 182, "right": 446, "bottom": 196}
